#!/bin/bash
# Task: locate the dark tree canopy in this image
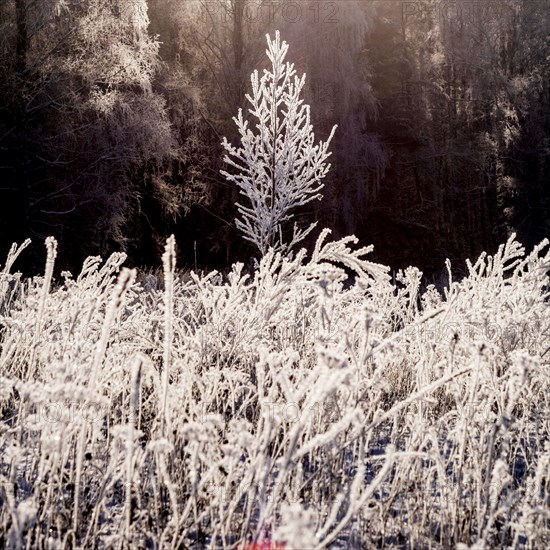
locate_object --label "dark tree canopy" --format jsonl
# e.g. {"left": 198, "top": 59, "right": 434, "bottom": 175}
{"left": 1, "top": 0, "right": 548, "bottom": 274}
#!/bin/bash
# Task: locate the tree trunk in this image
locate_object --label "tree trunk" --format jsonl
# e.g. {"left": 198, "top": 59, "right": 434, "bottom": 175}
{"left": 14, "top": 0, "right": 30, "bottom": 235}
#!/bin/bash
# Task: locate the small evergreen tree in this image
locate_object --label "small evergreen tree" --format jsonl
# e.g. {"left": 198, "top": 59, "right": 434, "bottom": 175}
{"left": 221, "top": 31, "right": 337, "bottom": 256}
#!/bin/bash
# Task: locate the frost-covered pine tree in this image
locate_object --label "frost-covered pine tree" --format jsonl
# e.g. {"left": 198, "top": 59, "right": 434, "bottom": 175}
{"left": 221, "top": 31, "right": 337, "bottom": 256}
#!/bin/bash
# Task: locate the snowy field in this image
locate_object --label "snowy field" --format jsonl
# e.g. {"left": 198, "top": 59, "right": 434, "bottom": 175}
{"left": 0, "top": 232, "right": 548, "bottom": 549}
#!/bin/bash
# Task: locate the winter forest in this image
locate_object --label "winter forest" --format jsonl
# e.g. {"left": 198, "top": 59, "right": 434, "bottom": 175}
{"left": 1, "top": 0, "right": 549, "bottom": 271}
{"left": 0, "top": 1, "right": 549, "bottom": 549}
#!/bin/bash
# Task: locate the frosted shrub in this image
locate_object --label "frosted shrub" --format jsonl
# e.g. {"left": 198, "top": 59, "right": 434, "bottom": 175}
{"left": 221, "top": 31, "right": 337, "bottom": 256}
{"left": 0, "top": 232, "right": 548, "bottom": 548}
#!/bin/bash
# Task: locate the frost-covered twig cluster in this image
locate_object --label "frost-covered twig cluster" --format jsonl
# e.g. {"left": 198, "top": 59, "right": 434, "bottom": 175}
{"left": 0, "top": 232, "right": 548, "bottom": 548}
{"left": 221, "top": 31, "right": 337, "bottom": 256}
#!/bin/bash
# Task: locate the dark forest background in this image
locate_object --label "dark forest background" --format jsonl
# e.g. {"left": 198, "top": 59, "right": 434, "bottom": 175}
{"left": 1, "top": 0, "right": 548, "bottom": 276}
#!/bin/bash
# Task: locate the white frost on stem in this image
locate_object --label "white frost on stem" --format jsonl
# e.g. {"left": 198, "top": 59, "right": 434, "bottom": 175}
{"left": 221, "top": 30, "right": 337, "bottom": 257}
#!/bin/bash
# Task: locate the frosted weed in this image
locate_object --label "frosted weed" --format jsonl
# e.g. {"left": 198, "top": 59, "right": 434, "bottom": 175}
{"left": 0, "top": 232, "right": 548, "bottom": 548}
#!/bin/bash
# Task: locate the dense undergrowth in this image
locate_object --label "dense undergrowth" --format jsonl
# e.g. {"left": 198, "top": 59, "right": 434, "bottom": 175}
{"left": 0, "top": 231, "right": 549, "bottom": 549}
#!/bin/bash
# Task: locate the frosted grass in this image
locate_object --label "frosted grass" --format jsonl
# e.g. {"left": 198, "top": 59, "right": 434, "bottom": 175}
{"left": 0, "top": 232, "right": 548, "bottom": 548}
